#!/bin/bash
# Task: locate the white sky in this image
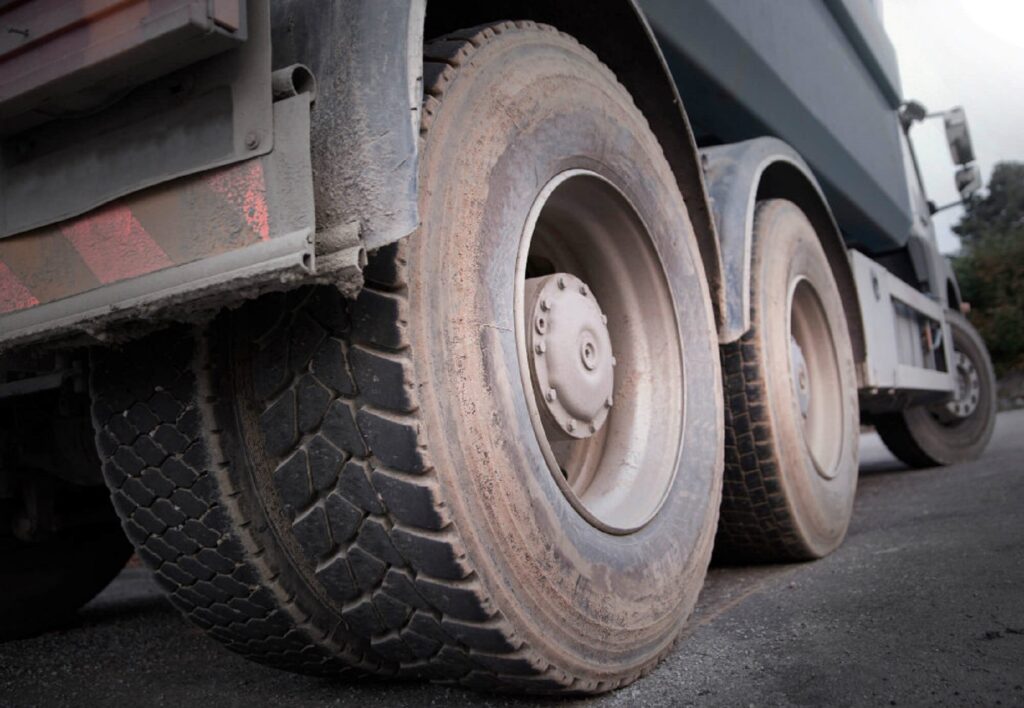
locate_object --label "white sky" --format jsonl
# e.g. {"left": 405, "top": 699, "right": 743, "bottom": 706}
{"left": 883, "top": 0, "right": 1024, "bottom": 254}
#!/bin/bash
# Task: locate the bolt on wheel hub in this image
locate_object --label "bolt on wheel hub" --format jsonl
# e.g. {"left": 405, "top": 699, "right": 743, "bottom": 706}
{"left": 525, "top": 273, "right": 615, "bottom": 440}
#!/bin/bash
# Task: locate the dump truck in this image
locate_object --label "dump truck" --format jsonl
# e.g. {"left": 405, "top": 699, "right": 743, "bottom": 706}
{"left": 0, "top": 0, "right": 996, "bottom": 693}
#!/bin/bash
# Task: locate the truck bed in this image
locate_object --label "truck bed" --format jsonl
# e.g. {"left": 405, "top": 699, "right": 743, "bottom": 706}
{"left": 643, "top": 0, "right": 912, "bottom": 254}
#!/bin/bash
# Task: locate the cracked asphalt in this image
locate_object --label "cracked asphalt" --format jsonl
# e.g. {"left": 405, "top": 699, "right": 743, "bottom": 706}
{"left": 2, "top": 410, "right": 1023, "bottom": 707}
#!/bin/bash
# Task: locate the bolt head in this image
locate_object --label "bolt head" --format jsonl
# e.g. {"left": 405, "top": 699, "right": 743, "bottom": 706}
{"left": 557, "top": 276, "right": 566, "bottom": 290}
{"left": 540, "top": 299, "right": 552, "bottom": 312}
{"left": 546, "top": 388, "right": 557, "bottom": 402}
{"left": 535, "top": 341, "right": 546, "bottom": 355}
{"left": 579, "top": 284, "right": 589, "bottom": 297}
{"left": 566, "top": 419, "right": 576, "bottom": 432}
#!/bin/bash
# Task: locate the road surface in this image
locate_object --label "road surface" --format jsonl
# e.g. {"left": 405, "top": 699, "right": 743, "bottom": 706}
{"left": 2, "top": 410, "right": 1023, "bottom": 707}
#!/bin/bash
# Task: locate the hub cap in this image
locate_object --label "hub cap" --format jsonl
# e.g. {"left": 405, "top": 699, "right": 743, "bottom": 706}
{"left": 791, "top": 337, "right": 812, "bottom": 419}
{"left": 525, "top": 273, "right": 615, "bottom": 440}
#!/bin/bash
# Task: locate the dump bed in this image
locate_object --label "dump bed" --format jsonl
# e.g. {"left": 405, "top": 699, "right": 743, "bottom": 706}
{"left": 643, "top": 0, "right": 913, "bottom": 254}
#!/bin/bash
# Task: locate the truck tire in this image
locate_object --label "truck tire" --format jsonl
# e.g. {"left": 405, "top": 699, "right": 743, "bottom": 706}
{"left": 1, "top": 484, "right": 132, "bottom": 639}
{"left": 874, "top": 311, "right": 996, "bottom": 468}
{"left": 88, "top": 22, "right": 722, "bottom": 693}
{"left": 716, "top": 200, "right": 859, "bottom": 562}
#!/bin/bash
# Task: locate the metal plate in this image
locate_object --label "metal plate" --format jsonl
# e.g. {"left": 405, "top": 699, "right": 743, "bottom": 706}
{"left": 0, "top": 0, "right": 246, "bottom": 123}
{"left": 0, "top": 94, "right": 317, "bottom": 350}
{"left": 0, "top": 0, "right": 271, "bottom": 240}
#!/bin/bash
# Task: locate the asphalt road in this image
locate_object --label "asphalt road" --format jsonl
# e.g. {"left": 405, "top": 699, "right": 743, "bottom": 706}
{"left": 3, "top": 410, "right": 1023, "bottom": 707}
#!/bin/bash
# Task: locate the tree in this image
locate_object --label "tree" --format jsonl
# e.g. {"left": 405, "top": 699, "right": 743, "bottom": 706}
{"left": 952, "top": 162, "right": 1024, "bottom": 375}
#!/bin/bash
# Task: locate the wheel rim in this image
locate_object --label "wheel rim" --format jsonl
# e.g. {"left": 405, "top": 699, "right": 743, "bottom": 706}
{"left": 788, "top": 277, "right": 843, "bottom": 479}
{"left": 514, "top": 170, "right": 684, "bottom": 533}
{"left": 942, "top": 349, "right": 982, "bottom": 421}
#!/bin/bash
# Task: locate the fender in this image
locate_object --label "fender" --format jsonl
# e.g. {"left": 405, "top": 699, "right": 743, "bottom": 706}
{"left": 270, "top": 1, "right": 426, "bottom": 253}
{"left": 702, "top": 137, "right": 867, "bottom": 371}
{"left": 272, "top": 1, "right": 724, "bottom": 323}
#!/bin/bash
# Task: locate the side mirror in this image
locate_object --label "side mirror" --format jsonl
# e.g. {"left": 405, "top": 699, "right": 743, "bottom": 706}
{"left": 944, "top": 107, "right": 976, "bottom": 165}
{"left": 955, "top": 164, "right": 982, "bottom": 201}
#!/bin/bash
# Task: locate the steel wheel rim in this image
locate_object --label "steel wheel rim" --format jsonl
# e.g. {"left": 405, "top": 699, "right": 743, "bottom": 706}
{"left": 788, "top": 277, "right": 843, "bottom": 479}
{"left": 514, "top": 170, "right": 684, "bottom": 533}
{"left": 942, "top": 349, "right": 982, "bottom": 421}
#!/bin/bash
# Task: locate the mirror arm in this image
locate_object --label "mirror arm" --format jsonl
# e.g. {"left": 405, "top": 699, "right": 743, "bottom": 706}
{"left": 929, "top": 199, "right": 966, "bottom": 215}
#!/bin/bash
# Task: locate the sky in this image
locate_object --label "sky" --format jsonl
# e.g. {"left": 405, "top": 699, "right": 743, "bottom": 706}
{"left": 882, "top": 0, "right": 1024, "bottom": 254}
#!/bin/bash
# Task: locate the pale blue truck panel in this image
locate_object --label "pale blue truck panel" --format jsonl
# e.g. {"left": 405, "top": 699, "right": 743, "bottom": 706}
{"left": 642, "top": 0, "right": 913, "bottom": 254}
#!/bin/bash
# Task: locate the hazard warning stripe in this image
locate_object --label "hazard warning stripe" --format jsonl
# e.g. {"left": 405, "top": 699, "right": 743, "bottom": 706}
{"left": 61, "top": 204, "right": 173, "bottom": 284}
{"left": 0, "top": 261, "right": 39, "bottom": 315}
{"left": 0, "top": 159, "right": 271, "bottom": 316}
{"left": 208, "top": 160, "right": 271, "bottom": 242}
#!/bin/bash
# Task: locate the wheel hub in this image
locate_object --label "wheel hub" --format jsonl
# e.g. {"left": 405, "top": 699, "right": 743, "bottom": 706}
{"left": 946, "top": 350, "right": 981, "bottom": 419}
{"left": 790, "top": 337, "right": 811, "bottom": 419}
{"left": 788, "top": 278, "right": 843, "bottom": 480}
{"left": 525, "top": 273, "right": 615, "bottom": 440}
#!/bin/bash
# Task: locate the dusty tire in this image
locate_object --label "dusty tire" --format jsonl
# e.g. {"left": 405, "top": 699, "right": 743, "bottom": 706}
{"left": 715, "top": 200, "right": 859, "bottom": 562}
{"left": 88, "top": 22, "right": 722, "bottom": 693}
{"left": 874, "top": 311, "right": 996, "bottom": 468}
{"left": 0, "top": 485, "right": 132, "bottom": 640}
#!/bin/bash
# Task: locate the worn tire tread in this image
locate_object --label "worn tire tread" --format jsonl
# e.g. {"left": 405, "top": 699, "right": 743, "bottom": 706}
{"left": 715, "top": 203, "right": 818, "bottom": 562}
{"left": 91, "top": 22, "right": 654, "bottom": 694}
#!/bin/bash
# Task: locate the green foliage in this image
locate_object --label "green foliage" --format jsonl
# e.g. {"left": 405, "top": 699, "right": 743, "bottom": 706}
{"left": 952, "top": 162, "right": 1024, "bottom": 375}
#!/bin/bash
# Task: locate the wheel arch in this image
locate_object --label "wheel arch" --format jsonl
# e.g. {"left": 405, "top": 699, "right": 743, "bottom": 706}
{"left": 702, "top": 137, "right": 867, "bottom": 375}
{"left": 424, "top": 0, "right": 725, "bottom": 328}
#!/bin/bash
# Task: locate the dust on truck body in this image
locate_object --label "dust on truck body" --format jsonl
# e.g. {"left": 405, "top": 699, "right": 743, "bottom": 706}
{"left": 0, "top": 0, "right": 995, "bottom": 692}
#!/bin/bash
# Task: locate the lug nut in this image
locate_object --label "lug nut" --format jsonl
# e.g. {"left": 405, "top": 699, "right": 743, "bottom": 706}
{"left": 535, "top": 341, "right": 546, "bottom": 355}
{"left": 605, "top": 396, "right": 614, "bottom": 408}
{"left": 566, "top": 419, "right": 576, "bottom": 433}
{"left": 579, "top": 284, "right": 589, "bottom": 297}
{"left": 535, "top": 316, "right": 547, "bottom": 334}
{"left": 546, "top": 388, "right": 557, "bottom": 402}
{"left": 557, "top": 276, "right": 566, "bottom": 290}
{"left": 540, "top": 299, "right": 552, "bottom": 312}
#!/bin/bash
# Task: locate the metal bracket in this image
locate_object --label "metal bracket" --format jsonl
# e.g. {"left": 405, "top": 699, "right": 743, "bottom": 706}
{"left": 850, "top": 249, "right": 954, "bottom": 395}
